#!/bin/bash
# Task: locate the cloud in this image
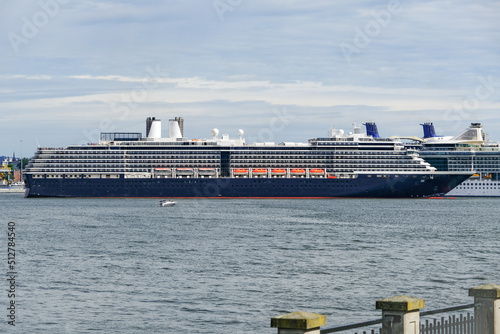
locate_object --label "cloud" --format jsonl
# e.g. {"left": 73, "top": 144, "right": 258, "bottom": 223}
{"left": 0, "top": 75, "right": 52, "bottom": 80}
{"left": 3, "top": 73, "right": 499, "bottom": 135}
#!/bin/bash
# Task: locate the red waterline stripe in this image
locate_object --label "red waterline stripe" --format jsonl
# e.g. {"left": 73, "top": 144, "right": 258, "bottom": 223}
{"left": 99, "top": 196, "right": 345, "bottom": 199}
{"left": 426, "top": 197, "right": 456, "bottom": 199}
{"left": 95, "top": 196, "right": 434, "bottom": 199}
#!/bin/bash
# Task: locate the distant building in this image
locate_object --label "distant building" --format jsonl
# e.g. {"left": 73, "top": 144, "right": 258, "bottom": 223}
{"left": 1, "top": 156, "right": 16, "bottom": 182}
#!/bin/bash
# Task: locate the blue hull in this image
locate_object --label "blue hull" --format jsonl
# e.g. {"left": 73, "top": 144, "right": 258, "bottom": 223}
{"left": 24, "top": 173, "right": 470, "bottom": 198}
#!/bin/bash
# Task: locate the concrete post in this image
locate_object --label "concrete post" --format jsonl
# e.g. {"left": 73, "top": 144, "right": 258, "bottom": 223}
{"left": 271, "top": 311, "right": 326, "bottom": 334}
{"left": 469, "top": 284, "right": 500, "bottom": 334}
{"left": 375, "top": 295, "right": 425, "bottom": 334}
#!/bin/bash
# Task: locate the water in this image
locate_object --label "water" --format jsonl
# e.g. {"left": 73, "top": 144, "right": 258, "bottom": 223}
{"left": 1, "top": 193, "right": 499, "bottom": 333}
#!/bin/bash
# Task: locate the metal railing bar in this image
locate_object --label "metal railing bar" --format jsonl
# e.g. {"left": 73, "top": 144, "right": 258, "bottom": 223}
{"left": 320, "top": 303, "right": 477, "bottom": 334}
{"left": 320, "top": 316, "right": 393, "bottom": 333}
{"left": 420, "top": 303, "right": 475, "bottom": 317}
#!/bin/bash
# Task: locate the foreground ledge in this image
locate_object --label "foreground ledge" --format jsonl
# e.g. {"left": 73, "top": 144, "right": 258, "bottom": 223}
{"left": 376, "top": 295, "right": 425, "bottom": 312}
{"left": 271, "top": 311, "right": 326, "bottom": 334}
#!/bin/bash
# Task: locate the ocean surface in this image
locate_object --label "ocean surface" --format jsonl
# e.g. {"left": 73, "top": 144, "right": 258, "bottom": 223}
{"left": 1, "top": 193, "right": 499, "bottom": 333}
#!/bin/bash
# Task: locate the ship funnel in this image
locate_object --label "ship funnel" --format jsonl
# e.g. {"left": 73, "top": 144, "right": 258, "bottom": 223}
{"left": 363, "top": 122, "right": 380, "bottom": 138}
{"left": 174, "top": 117, "right": 184, "bottom": 137}
{"left": 168, "top": 119, "right": 183, "bottom": 139}
{"left": 146, "top": 117, "right": 162, "bottom": 139}
{"left": 421, "top": 122, "right": 437, "bottom": 138}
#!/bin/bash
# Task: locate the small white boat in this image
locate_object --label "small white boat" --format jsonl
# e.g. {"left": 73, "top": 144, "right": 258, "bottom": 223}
{"left": 159, "top": 199, "right": 176, "bottom": 207}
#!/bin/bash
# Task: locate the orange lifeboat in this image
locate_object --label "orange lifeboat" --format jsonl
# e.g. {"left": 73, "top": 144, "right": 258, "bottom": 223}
{"left": 290, "top": 169, "right": 306, "bottom": 174}
{"left": 233, "top": 168, "right": 249, "bottom": 174}
{"left": 252, "top": 169, "right": 268, "bottom": 174}
{"left": 271, "top": 169, "right": 286, "bottom": 174}
{"left": 309, "top": 169, "right": 325, "bottom": 174}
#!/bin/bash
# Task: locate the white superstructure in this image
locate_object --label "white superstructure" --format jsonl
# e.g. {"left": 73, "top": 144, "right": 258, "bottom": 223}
{"left": 417, "top": 123, "right": 500, "bottom": 197}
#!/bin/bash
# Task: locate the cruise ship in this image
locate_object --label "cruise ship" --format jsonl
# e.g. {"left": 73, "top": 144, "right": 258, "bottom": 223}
{"left": 416, "top": 122, "right": 500, "bottom": 197}
{"left": 22, "top": 117, "right": 471, "bottom": 198}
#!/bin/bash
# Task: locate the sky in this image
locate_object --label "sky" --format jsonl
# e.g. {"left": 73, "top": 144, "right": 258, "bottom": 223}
{"left": 1, "top": 0, "right": 499, "bottom": 157}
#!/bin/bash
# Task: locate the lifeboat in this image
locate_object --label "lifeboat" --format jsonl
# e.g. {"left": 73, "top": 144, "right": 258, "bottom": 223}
{"left": 176, "top": 168, "right": 194, "bottom": 175}
{"left": 198, "top": 168, "right": 216, "bottom": 175}
{"left": 233, "top": 169, "right": 249, "bottom": 175}
{"left": 290, "top": 169, "right": 306, "bottom": 174}
{"left": 327, "top": 174, "right": 337, "bottom": 179}
{"left": 271, "top": 169, "right": 287, "bottom": 174}
{"left": 252, "top": 169, "right": 268, "bottom": 175}
{"left": 309, "top": 169, "right": 325, "bottom": 174}
{"left": 154, "top": 168, "right": 172, "bottom": 175}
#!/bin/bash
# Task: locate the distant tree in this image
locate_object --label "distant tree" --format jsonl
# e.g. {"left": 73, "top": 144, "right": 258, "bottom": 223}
{"left": 6, "top": 164, "right": 14, "bottom": 182}
{"left": 15, "top": 158, "right": 29, "bottom": 170}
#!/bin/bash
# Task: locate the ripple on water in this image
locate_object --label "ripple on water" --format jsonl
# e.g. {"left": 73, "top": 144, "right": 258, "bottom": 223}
{"left": 3, "top": 196, "right": 499, "bottom": 333}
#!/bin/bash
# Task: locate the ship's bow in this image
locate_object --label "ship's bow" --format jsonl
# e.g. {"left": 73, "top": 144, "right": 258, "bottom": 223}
{"left": 433, "top": 172, "right": 473, "bottom": 196}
